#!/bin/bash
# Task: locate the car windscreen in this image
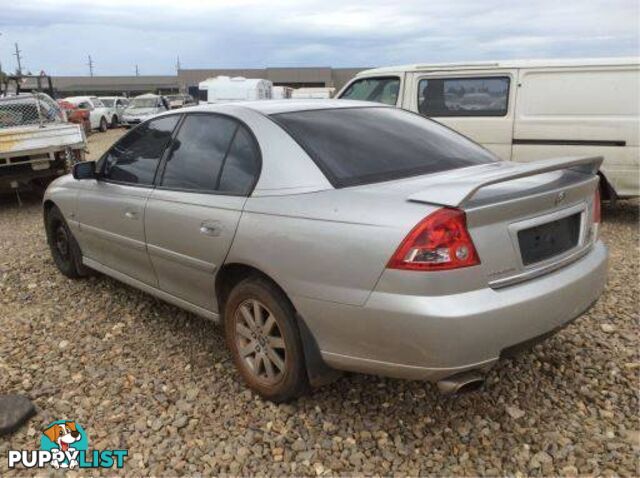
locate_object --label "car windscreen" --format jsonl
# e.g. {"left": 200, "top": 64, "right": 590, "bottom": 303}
{"left": 270, "top": 107, "right": 498, "bottom": 188}
{"left": 100, "top": 99, "right": 115, "bottom": 107}
{"left": 130, "top": 98, "right": 158, "bottom": 108}
{"left": 339, "top": 77, "right": 400, "bottom": 105}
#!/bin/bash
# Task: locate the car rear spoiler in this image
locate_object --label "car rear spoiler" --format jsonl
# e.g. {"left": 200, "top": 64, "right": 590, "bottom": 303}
{"left": 407, "top": 156, "right": 603, "bottom": 208}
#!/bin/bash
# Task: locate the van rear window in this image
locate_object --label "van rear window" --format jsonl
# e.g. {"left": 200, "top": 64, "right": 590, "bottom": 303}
{"left": 271, "top": 107, "right": 497, "bottom": 188}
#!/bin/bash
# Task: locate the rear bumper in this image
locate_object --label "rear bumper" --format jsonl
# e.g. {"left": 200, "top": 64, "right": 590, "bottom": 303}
{"left": 299, "top": 241, "right": 608, "bottom": 381}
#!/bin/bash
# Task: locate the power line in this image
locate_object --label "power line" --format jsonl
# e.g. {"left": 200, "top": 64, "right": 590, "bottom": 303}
{"left": 87, "top": 55, "right": 94, "bottom": 77}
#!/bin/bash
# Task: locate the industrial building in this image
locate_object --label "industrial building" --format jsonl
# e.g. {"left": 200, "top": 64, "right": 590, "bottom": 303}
{"left": 50, "top": 67, "right": 366, "bottom": 97}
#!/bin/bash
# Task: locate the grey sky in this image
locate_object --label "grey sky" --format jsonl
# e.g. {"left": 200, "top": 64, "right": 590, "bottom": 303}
{"left": 0, "top": 0, "right": 638, "bottom": 75}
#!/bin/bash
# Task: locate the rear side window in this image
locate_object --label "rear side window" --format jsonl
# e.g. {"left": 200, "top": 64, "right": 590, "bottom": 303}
{"left": 271, "top": 107, "right": 497, "bottom": 188}
{"left": 160, "top": 114, "right": 260, "bottom": 195}
{"left": 418, "top": 77, "right": 510, "bottom": 117}
{"left": 161, "top": 114, "right": 237, "bottom": 192}
{"left": 102, "top": 115, "right": 180, "bottom": 185}
{"left": 217, "top": 126, "right": 261, "bottom": 195}
{"left": 339, "top": 77, "right": 400, "bottom": 105}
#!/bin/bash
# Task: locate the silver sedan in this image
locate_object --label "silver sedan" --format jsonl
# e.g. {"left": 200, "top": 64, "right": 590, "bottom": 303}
{"left": 43, "top": 100, "right": 608, "bottom": 401}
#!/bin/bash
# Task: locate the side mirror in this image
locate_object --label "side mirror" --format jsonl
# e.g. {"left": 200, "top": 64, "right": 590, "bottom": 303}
{"left": 72, "top": 161, "right": 97, "bottom": 180}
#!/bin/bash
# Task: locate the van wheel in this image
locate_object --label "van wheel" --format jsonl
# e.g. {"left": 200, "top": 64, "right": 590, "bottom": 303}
{"left": 224, "top": 277, "right": 308, "bottom": 402}
{"left": 45, "top": 205, "right": 91, "bottom": 279}
{"left": 110, "top": 115, "right": 119, "bottom": 128}
{"left": 99, "top": 117, "right": 108, "bottom": 132}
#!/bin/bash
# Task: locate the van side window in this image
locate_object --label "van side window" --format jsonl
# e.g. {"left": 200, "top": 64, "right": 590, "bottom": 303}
{"left": 340, "top": 77, "right": 400, "bottom": 106}
{"left": 418, "top": 77, "right": 510, "bottom": 117}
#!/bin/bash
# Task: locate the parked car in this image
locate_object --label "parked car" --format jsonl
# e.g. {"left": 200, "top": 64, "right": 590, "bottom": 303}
{"left": 63, "top": 96, "right": 113, "bottom": 132}
{"left": 43, "top": 100, "right": 607, "bottom": 402}
{"left": 337, "top": 57, "right": 640, "bottom": 200}
{"left": 166, "top": 94, "right": 196, "bottom": 109}
{"left": 1, "top": 92, "right": 85, "bottom": 194}
{"left": 291, "top": 87, "right": 335, "bottom": 99}
{"left": 57, "top": 99, "right": 91, "bottom": 135}
{"left": 198, "top": 76, "right": 272, "bottom": 103}
{"left": 98, "top": 96, "right": 129, "bottom": 126}
{"left": 121, "top": 94, "right": 168, "bottom": 127}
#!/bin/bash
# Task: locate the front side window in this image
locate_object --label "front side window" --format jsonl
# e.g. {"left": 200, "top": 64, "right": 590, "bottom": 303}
{"left": 418, "top": 77, "right": 510, "bottom": 117}
{"left": 101, "top": 99, "right": 115, "bottom": 107}
{"left": 102, "top": 115, "right": 180, "bottom": 185}
{"left": 272, "top": 107, "right": 497, "bottom": 188}
{"left": 339, "top": 77, "right": 400, "bottom": 105}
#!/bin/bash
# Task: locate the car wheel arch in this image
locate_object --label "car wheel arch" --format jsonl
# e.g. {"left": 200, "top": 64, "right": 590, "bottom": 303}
{"left": 215, "top": 262, "right": 341, "bottom": 388}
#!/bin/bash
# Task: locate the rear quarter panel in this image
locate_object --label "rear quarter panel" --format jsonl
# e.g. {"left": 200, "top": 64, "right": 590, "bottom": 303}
{"left": 225, "top": 190, "right": 434, "bottom": 306}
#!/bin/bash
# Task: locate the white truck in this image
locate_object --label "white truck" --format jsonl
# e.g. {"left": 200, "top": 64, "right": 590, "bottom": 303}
{"left": 0, "top": 93, "right": 86, "bottom": 194}
{"left": 337, "top": 57, "right": 640, "bottom": 199}
{"left": 198, "top": 76, "right": 272, "bottom": 103}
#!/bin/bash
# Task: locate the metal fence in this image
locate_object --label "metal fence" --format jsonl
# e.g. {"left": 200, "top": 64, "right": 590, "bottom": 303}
{"left": 0, "top": 93, "right": 64, "bottom": 129}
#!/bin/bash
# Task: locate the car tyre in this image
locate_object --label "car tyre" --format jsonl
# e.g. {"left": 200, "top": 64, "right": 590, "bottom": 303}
{"left": 99, "top": 117, "right": 108, "bottom": 132}
{"left": 224, "top": 277, "right": 308, "bottom": 402}
{"left": 45, "top": 205, "right": 91, "bottom": 279}
{"left": 110, "top": 115, "right": 119, "bottom": 128}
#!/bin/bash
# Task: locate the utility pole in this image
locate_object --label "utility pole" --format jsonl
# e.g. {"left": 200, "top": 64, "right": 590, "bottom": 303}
{"left": 13, "top": 42, "right": 23, "bottom": 75}
{"left": 135, "top": 64, "right": 140, "bottom": 76}
{"left": 87, "top": 55, "right": 94, "bottom": 77}
{"left": 0, "top": 32, "right": 3, "bottom": 77}
{"left": 176, "top": 55, "right": 181, "bottom": 73}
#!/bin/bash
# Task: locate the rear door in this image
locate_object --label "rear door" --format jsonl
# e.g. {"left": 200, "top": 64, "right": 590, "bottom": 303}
{"left": 76, "top": 114, "right": 180, "bottom": 285}
{"left": 145, "top": 113, "right": 261, "bottom": 311}
{"left": 404, "top": 70, "right": 517, "bottom": 160}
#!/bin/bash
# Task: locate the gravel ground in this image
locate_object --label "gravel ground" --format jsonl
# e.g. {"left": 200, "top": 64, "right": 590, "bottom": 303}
{"left": 0, "top": 129, "right": 638, "bottom": 476}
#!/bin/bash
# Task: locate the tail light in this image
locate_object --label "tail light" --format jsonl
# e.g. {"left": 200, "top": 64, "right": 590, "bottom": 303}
{"left": 387, "top": 208, "right": 480, "bottom": 271}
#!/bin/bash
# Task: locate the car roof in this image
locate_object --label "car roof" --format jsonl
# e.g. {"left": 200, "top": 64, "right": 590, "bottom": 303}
{"left": 181, "top": 99, "right": 386, "bottom": 116}
{"left": 356, "top": 56, "right": 640, "bottom": 76}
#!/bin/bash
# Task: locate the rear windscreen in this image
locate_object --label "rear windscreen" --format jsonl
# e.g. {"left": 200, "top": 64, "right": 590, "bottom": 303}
{"left": 271, "top": 107, "right": 497, "bottom": 187}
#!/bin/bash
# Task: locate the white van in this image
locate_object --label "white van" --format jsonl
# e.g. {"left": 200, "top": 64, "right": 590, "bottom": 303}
{"left": 338, "top": 58, "right": 640, "bottom": 198}
{"left": 199, "top": 76, "right": 272, "bottom": 104}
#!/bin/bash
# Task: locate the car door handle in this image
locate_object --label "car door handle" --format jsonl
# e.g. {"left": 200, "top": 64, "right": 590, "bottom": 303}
{"left": 199, "top": 221, "right": 222, "bottom": 237}
{"left": 124, "top": 210, "right": 138, "bottom": 219}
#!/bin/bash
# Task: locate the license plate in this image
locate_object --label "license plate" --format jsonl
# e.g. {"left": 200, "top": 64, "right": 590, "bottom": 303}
{"left": 518, "top": 213, "right": 581, "bottom": 266}
{"left": 31, "top": 160, "right": 51, "bottom": 171}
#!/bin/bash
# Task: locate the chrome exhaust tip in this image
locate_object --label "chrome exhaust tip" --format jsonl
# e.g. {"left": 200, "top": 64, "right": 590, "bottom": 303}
{"left": 437, "top": 371, "right": 485, "bottom": 395}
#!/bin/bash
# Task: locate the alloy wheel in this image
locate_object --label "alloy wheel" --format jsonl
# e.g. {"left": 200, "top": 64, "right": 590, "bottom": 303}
{"left": 233, "top": 299, "right": 287, "bottom": 384}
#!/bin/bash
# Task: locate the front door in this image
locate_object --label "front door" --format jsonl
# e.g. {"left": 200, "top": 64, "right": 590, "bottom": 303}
{"left": 404, "top": 70, "right": 517, "bottom": 160}
{"left": 145, "top": 113, "right": 261, "bottom": 311}
{"left": 76, "top": 114, "right": 181, "bottom": 285}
